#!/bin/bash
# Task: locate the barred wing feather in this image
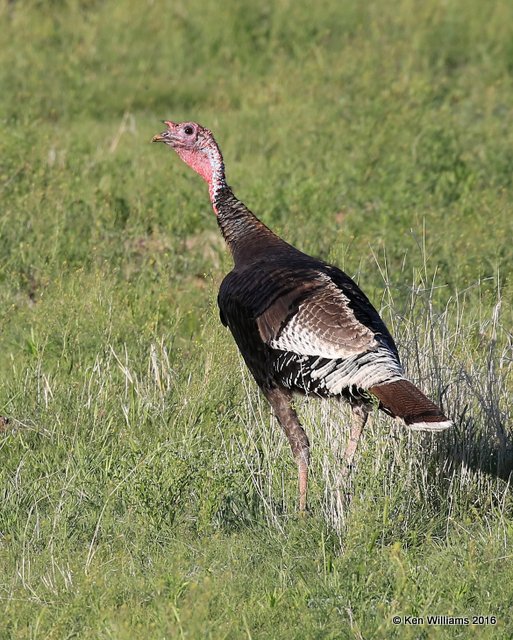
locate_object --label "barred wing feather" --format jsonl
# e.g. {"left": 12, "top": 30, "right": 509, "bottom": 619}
{"left": 257, "top": 272, "right": 393, "bottom": 360}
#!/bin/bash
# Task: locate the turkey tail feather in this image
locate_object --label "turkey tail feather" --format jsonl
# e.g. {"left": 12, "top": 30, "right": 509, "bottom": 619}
{"left": 370, "top": 379, "right": 452, "bottom": 431}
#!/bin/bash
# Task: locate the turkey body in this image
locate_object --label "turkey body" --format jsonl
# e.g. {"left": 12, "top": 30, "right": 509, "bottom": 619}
{"left": 219, "top": 250, "right": 402, "bottom": 403}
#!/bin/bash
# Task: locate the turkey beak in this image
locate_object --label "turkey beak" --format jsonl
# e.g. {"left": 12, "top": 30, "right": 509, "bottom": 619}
{"left": 152, "top": 131, "right": 170, "bottom": 143}
{"left": 152, "top": 120, "right": 178, "bottom": 144}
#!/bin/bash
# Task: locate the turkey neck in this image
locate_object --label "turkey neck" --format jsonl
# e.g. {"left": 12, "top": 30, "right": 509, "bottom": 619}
{"left": 213, "top": 185, "right": 289, "bottom": 266}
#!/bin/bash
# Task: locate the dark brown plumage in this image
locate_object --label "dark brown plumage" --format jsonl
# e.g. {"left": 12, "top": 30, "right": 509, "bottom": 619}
{"left": 370, "top": 380, "right": 449, "bottom": 428}
{"left": 153, "top": 121, "right": 452, "bottom": 511}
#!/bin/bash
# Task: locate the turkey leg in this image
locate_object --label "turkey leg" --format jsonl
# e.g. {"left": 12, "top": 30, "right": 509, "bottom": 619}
{"left": 264, "top": 387, "right": 310, "bottom": 512}
{"left": 341, "top": 404, "right": 369, "bottom": 478}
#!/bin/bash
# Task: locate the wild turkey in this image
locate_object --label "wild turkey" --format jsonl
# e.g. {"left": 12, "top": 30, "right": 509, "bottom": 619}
{"left": 153, "top": 121, "right": 452, "bottom": 511}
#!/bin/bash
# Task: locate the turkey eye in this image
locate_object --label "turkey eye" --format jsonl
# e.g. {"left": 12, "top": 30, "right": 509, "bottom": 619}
{"left": 184, "top": 126, "right": 194, "bottom": 135}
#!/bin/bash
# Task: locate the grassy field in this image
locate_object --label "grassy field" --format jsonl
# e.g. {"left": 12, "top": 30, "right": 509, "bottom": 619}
{"left": 1, "top": 0, "right": 513, "bottom": 637}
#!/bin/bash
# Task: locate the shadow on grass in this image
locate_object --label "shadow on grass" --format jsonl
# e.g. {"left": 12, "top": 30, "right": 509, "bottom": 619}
{"left": 441, "top": 412, "right": 513, "bottom": 483}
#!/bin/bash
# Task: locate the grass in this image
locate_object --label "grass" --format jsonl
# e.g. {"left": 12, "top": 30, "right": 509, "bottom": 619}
{"left": 1, "top": 0, "right": 513, "bottom": 637}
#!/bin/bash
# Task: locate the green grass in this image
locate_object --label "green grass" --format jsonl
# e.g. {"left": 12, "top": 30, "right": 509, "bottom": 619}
{"left": 1, "top": 0, "right": 513, "bottom": 637}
